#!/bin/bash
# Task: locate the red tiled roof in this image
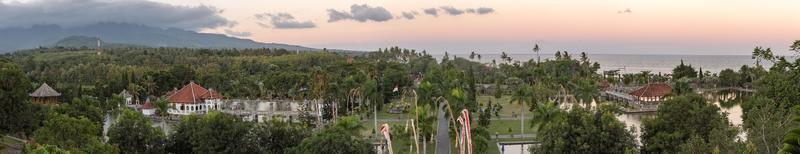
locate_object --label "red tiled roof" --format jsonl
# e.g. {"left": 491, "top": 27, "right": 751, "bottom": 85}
{"left": 200, "top": 89, "right": 222, "bottom": 100}
{"left": 142, "top": 100, "right": 155, "bottom": 109}
{"left": 166, "top": 82, "right": 221, "bottom": 104}
{"left": 629, "top": 83, "right": 672, "bottom": 97}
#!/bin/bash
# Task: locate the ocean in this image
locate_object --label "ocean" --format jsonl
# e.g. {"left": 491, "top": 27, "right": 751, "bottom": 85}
{"left": 441, "top": 53, "right": 768, "bottom": 74}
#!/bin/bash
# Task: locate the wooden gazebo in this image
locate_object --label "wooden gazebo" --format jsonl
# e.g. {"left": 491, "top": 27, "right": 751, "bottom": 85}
{"left": 30, "top": 83, "right": 61, "bottom": 104}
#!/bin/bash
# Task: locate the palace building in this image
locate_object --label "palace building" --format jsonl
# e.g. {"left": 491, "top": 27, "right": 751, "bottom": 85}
{"left": 164, "top": 82, "right": 222, "bottom": 115}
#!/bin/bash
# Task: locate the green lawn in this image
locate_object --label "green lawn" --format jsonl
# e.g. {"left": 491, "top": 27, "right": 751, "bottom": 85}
{"left": 477, "top": 95, "right": 531, "bottom": 117}
{"left": 486, "top": 119, "right": 536, "bottom": 135}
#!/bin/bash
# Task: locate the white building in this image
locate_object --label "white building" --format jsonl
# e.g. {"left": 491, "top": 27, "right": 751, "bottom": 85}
{"left": 220, "top": 99, "right": 322, "bottom": 123}
{"left": 164, "top": 82, "right": 223, "bottom": 115}
{"left": 119, "top": 90, "right": 134, "bottom": 106}
{"left": 141, "top": 99, "right": 156, "bottom": 116}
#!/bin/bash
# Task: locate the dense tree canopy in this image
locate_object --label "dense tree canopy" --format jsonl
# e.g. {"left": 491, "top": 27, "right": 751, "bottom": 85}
{"left": 672, "top": 60, "right": 698, "bottom": 80}
{"left": 243, "top": 120, "right": 310, "bottom": 153}
{"left": 535, "top": 104, "right": 636, "bottom": 153}
{"left": 167, "top": 112, "right": 251, "bottom": 153}
{"left": 107, "top": 109, "right": 166, "bottom": 153}
{"left": 288, "top": 116, "right": 373, "bottom": 154}
{"left": 32, "top": 114, "right": 117, "bottom": 153}
{"left": 0, "top": 58, "right": 36, "bottom": 135}
{"left": 642, "top": 94, "right": 741, "bottom": 153}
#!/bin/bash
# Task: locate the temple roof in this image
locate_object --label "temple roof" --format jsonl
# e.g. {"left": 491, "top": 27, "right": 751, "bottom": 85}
{"left": 30, "top": 83, "right": 61, "bottom": 97}
{"left": 629, "top": 83, "right": 672, "bottom": 98}
{"left": 166, "top": 82, "right": 222, "bottom": 104}
{"left": 142, "top": 100, "right": 155, "bottom": 109}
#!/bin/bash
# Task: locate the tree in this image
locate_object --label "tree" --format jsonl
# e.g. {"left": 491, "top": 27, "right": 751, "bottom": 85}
{"left": 24, "top": 144, "right": 70, "bottom": 154}
{"left": 782, "top": 106, "right": 800, "bottom": 153}
{"left": 744, "top": 97, "right": 794, "bottom": 154}
{"left": 535, "top": 104, "right": 636, "bottom": 153}
{"left": 152, "top": 98, "right": 169, "bottom": 116}
{"left": 718, "top": 69, "right": 741, "bottom": 87}
{"left": 506, "top": 83, "right": 531, "bottom": 135}
{"left": 57, "top": 96, "right": 105, "bottom": 125}
{"left": 641, "top": 94, "right": 740, "bottom": 153}
{"left": 571, "top": 78, "right": 598, "bottom": 104}
{"left": 533, "top": 44, "right": 541, "bottom": 63}
{"left": 0, "top": 58, "right": 36, "bottom": 135}
{"left": 32, "top": 114, "right": 116, "bottom": 153}
{"left": 672, "top": 79, "right": 693, "bottom": 96}
{"left": 108, "top": 109, "right": 166, "bottom": 153}
{"left": 287, "top": 117, "right": 373, "bottom": 154}
{"left": 170, "top": 65, "right": 196, "bottom": 84}
{"left": 243, "top": 120, "right": 310, "bottom": 153}
{"left": 167, "top": 112, "right": 251, "bottom": 153}
{"left": 672, "top": 60, "right": 698, "bottom": 80}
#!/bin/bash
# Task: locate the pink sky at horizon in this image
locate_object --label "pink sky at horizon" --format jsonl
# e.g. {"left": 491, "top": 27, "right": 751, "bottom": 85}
{"left": 149, "top": 0, "right": 800, "bottom": 55}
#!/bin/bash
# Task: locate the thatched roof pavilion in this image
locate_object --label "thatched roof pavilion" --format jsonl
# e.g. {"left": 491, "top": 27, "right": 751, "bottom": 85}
{"left": 30, "top": 83, "right": 61, "bottom": 104}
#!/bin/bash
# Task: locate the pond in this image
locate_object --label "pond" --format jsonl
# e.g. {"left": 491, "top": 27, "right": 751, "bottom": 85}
{"left": 613, "top": 90, "right": 748, "bottom": 145}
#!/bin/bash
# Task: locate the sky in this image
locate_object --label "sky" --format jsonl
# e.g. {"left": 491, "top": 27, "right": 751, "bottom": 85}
{"left": 1, "top": 0, "right": 799, "bottom": 55}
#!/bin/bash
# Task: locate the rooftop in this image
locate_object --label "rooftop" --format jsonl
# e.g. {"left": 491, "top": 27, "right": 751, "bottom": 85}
{"left": 629, "top": 83, "right": 672, "bottom": 98}
{"left": 29, "top": 83, "right": 61, "bottom": 97}
{"left": 165, "top": 82, "right": 222, "bottom": 104}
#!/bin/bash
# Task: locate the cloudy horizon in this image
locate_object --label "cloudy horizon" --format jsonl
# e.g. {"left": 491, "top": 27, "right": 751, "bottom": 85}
{"left": 1, "top": 0, "right": 798, "bottom": 55}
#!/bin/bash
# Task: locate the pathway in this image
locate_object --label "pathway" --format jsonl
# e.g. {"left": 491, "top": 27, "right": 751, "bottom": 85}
{"left": 435, "top": 102, "right": 451, "bottom": 154}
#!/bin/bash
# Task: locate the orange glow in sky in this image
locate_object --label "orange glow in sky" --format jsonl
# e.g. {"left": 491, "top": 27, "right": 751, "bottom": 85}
{"left": 153, "top": 0, "right": 799, "bottom": 55}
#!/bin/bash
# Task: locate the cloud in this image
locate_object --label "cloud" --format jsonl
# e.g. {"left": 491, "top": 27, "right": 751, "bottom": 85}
{"left": 618, "top": 8, "right": 632, "bottom": 14}
{"left": 472, "top": 7, "right": 495, "bottom": 15}
{"left": 254, "top": 13, "right": 316, "bottom": 29}
{"left": 423, "top": 8, "right": 439, "bottom": 17}
{"left": 400, "top": 11, "right": 418, "bottom": 20}
{"left": 423, "top": 6, "right": 494, "bottom": 17}
{"left": 224, "top": 29, "right": 252, "bottom": 37}
{"left": 0, "top": 0, "right": 233, "bottom": 30}
{"left": 439, "top": 6, "right": 465, "bottom": 16}
{"left": 327, "top": 4, "right": 393, "bottom": 22}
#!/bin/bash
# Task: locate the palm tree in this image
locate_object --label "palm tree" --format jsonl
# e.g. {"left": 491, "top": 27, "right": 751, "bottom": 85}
{"left": 126, "top": 83, "right": 143, "bottom": 104}
{"left": 500, "top": 52, "right": 512, "bottom": 64}
{"left": 533, "top": 44, "right": 541, "bottom": 63}
{"left": 530, "top": 101, "right": 562, "bottom": 132}
{"left": 571, "top": 79, "right": 598, "bottom": 106}
{"left": 362, "top": 79, "right": 381, "bottom": 137}
{"left": 510, "top": 84, "right": 531, "bottom": 135}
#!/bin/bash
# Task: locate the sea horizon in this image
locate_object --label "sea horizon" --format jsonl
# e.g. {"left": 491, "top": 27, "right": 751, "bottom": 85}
{"left": 432, "top": 53, "right": 777, "bottom": 74}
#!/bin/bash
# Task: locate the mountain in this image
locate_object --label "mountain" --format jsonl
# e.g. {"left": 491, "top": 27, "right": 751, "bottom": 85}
{"left": 0, "top": 23, "right": 320, "bottom": 53}
{"left": 52, "top": 36, "right": 145, "bottom": 49}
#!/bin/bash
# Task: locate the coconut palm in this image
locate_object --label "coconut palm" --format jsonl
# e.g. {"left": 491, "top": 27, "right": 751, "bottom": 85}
{"left": 510, "top": 84, "right": 532, "bottom": 134}
{"left": 530, "top": 101, "right": 562, "bottom": 132}
{"left": 533, "top": 44, "right": 541, "bottom": 63}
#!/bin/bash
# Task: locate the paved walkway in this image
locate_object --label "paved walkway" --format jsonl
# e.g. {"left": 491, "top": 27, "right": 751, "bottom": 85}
{"left": 435, "top": 102, "right": 451, "bottom": 154}
{"left": 492, "top": 133, "right": 536, "bottom": 139}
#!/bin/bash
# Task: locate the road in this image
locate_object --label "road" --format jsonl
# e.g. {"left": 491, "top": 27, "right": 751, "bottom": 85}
{"left": 435, "top": 102, "right": 451, "bottom": 154}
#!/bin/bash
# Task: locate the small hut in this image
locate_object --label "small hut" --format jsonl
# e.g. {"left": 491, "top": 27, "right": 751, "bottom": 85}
{"left": 30, "top": 83, "right": 61, "bottom": 104}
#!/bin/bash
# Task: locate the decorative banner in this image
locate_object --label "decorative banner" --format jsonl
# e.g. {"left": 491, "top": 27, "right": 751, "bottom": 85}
{"left": 456, "top": 116, "right": 465, "bottom": 154}
{"left": 380, "top": 124, "right": 394, "bottom": 154}
{"left": 461, "top": 109, "right": 473, "bottom": 154}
